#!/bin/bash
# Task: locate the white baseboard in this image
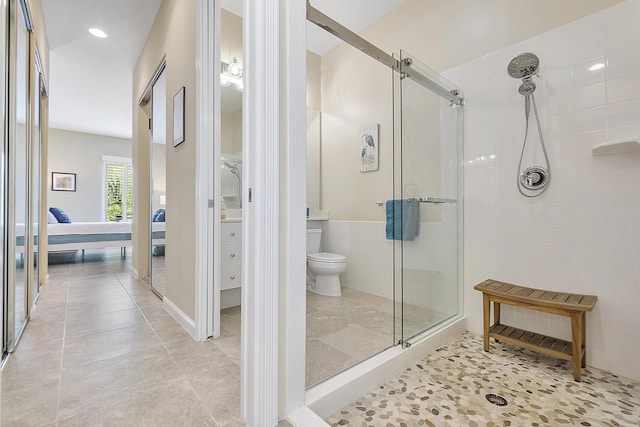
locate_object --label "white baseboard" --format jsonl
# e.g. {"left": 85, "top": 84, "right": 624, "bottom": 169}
{"left": 163, "top": 297, "right": 196, "bottom": 339}
{"left": 221, "top": 287, "right": 241, "bottom": 309}
{"left": 129, "top": 266, "right": 140, "bottom": 279}
{"left": 287, "top": 406, "right": 329, "bottom": 427}
{"left": 306, "top": 316, "right": 467, "bottom": 419}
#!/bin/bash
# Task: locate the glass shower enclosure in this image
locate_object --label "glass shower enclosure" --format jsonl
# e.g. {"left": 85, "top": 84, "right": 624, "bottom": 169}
{"left": 393, "top": 50, "right": 463, "bottom": 346}
{"left": 305, "top": 3, "right": 463, "bottom": 387}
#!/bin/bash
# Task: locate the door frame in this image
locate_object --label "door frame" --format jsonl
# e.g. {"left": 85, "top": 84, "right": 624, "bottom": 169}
{"left": 194, "top": 0, "right": 308, "bottom": 422}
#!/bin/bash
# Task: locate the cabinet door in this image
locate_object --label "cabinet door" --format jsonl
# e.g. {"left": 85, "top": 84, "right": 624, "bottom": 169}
{"left": 220, "top": 265, "right": 242, "bottom": 290}
{"left": 221, "top": 223, "right": 242, "bottom": 244}
{"left": 220, "top": 244, "right": 241, "bottom": 266}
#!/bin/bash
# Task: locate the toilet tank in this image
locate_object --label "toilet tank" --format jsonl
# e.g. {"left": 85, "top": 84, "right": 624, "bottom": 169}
{"left": 306, "top": 228, "right": 322, "bottom": 254}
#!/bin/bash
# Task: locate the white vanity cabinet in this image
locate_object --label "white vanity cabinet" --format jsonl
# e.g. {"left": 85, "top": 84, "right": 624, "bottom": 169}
{"left": 220, "top": 222, "right": 241, "bottom": 290}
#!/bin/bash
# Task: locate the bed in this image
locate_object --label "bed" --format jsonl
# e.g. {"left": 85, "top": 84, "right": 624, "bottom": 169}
{"left": 16, "top": 222, "right": 166, "bottom": 257}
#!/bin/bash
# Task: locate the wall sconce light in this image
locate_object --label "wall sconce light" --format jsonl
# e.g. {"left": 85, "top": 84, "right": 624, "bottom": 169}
{"left": 227, "top": 57, "right": 242, "bottom": 77}
{"left": 221, "top": 57, "right": 243, "bottom": 91}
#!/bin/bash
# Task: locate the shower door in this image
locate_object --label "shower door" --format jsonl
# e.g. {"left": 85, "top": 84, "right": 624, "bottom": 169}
{"left": 393, "top": 50, "right": 463, "bottom": 346}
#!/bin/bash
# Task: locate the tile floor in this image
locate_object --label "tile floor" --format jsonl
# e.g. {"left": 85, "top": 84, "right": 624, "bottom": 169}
{"left": 306, "top": 288, "right": 449, "bottom": 388}
{"left": 1, "top": 249, "right": 244, "bottom": 426}
{"left": 14, "top": 248, "right": 616, "bottom": 426}
{"left": 327, "top": 332, "right": 640, "bottom": 426}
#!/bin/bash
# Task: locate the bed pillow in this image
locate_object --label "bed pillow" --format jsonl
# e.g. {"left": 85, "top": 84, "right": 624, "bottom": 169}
{"left": 152, "top": 208, "right": 165, "bottom": 222}
{"left": 49, "top": 207, "right": 72, "bottom": 224}
{"left": 47, "top": 209, "right": 59, "bottom": 224}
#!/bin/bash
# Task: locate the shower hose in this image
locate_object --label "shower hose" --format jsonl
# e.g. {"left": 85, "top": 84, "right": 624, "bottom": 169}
{"left": 517, "top": 92, "right": 551, "bottom": 198}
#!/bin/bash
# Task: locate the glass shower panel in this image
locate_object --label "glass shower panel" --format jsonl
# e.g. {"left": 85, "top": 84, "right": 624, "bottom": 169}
{"left": 394, "top": 50, "right": 463, "bottom": 345}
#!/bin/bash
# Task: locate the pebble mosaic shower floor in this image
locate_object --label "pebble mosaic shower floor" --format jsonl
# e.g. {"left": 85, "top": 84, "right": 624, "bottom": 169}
{"left": 327, "top": 332, "right": 640, "bottom": 426}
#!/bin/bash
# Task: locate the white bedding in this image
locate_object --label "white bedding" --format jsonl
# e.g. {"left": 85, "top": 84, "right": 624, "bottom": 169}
{"left": 47, "top": 221, "right": 131, "bottom": 235}
{"left": 46, "top": 222, "right": 166, "bottom": 235}
{"left": 15, "top": 221, "right": 166, "bottom": 253}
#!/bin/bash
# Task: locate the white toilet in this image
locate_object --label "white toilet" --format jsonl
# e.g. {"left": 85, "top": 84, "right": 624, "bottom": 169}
{"left": 306, "top": 228, "right": 347, "bottom": 297}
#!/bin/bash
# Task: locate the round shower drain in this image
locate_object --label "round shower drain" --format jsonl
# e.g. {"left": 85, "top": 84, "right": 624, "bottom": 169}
{"left": 485, "top": 393, "right": 508, "bottom": 406}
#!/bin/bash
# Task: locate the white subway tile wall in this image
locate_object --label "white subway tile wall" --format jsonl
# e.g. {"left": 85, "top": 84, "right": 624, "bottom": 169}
{"left": 444, "top": 0, "right": 640, "bottom": 380}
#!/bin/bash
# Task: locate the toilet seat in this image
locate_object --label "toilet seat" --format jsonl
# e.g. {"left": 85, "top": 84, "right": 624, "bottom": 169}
{"left": 307, "top": 252, "right": 346, "bottom": 263}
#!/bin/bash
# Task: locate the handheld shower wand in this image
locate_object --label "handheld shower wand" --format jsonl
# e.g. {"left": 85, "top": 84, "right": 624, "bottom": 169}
{"left": 507, "top": 52, "right": 551, "bottom": 198}
{"left": 223, "top": 161, "right": 242, "bottom": 208}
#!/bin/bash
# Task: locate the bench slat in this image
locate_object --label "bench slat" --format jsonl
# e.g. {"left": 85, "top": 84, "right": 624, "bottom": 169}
{"left": 552, "top": 293, "right": 572, "bottom": 303}
{"left": 473, "top": 279, "right": 597, "bottom": 311}
{"left": 520, "top": 331, "right": 535, "bottom": 343}
{"left": 495, "top": 282, "right": 513, "bottom": 293}
{"left": 517, "top": 288, "right": 535, "bottom": 297}
{"left": 506, "top": 285, "right": 525, "bottom": 295}
{"left": 539, "top": 291, "right": 558, "bottom": 301}
{"left": 566, "top": 294, "right": 583, "bottom": 304}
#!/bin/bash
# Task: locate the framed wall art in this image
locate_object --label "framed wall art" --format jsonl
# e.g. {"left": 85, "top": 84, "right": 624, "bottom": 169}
{"left": 52, "top": 172, "right": 76, "bottom": 191}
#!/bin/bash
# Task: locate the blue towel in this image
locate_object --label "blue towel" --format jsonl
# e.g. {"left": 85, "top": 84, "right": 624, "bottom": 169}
{"left": 385, "top": 199, "right": 420, "bottom": 241}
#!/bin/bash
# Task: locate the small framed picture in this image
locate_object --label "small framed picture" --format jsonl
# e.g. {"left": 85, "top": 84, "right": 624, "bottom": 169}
{"left": 52, "top": 172, "right": 76, "bottom": 192}
{"left": 173, "top": 86, "right": 185, "bottom": 147}
{"left": 360, "top": 123, "right": 379, "bottom": 172}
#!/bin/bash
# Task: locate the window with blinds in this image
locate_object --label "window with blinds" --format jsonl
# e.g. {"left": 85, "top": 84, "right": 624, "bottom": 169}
{"left": 104, "top": 161, "right": 133, "bottom": 222}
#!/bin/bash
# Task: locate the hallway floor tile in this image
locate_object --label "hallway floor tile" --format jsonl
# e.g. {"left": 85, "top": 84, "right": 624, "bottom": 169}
{"left": 1, "top": 249, "right": 244, "bottom": 426}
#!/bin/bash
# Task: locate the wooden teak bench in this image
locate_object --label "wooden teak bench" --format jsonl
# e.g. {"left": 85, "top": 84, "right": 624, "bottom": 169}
{"left": 474, "top": 279, "right": 597, "bottom": 381}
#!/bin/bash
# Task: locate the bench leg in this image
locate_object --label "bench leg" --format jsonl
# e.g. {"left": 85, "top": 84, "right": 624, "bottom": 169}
{"left": 571, "top": 312, "right": 582, "bottom": 381}
{"left": 483, "top": 294, "right": 490, "bottom": 351}
{"left": 581, "top": 311, "right": 586, "bottom": 368}
{"left": 493, "top": 302, "right": 501, "bottom": 342}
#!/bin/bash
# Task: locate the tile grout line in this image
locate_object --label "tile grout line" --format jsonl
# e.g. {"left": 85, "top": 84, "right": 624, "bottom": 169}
{"left": 115, "top": 265, "right": 223, "bottom": 425}
{"left": 53, "top": 274, "right": 71, "bottom": 427}
{"left": 55, "top": 263, "right": 141, "bottom": 425}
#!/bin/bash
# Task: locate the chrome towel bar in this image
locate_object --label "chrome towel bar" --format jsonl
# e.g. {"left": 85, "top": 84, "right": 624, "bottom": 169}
{"left": 375, "top": 197, "right": 457, "bottom": 206}
{"left": 407, "top": 197, "right": 457, "bottom": 204}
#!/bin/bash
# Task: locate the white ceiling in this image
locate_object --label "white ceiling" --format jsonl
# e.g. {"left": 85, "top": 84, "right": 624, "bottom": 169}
{"left": 43, "top": 0, "right": 406, "bottom": 139}
{"left": 222, "top": 0, "right": 408, "bottom": 55}
{"left": 42, "top": 0, "right": 163, "bottom": 139}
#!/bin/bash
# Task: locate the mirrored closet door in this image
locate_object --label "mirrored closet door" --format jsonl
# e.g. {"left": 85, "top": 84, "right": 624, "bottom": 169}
{"left": 150, "top": 67, "right": 167, "bottom": 297}
{"left": 12, "top": 0, "right": 30, "bottom": 345}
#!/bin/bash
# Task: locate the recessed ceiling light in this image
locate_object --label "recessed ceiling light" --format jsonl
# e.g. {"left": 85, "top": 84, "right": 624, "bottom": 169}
{"left": 89, "top": 28, "right": 108, "bottom": 38}
{"left": 589, "top": 62, "right": 605, "bottom": 71}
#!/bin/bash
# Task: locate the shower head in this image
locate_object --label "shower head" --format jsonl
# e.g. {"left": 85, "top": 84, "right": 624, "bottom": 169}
{"left": 224, "top": 161, "right": 241, "bottom": 178}
{"left": 507, "top": 52, "right": 540, "bottom": 80}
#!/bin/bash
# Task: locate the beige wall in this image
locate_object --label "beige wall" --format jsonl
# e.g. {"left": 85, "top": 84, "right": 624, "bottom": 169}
{"left": 47, "top": 128, "right": 131, "bottom": 221}
{"left": 221, "top": 110, "right": 242, "bottom": 154}
{"left": 221, "top": 9, "right": 242, "bottom": 65}
{"left": 133, "top": 0, "right": 197, "bottom": 319}
{"left": 320, "top": 0, "right": 624, "bottom": 221}
{"left": 306, "top": 50, "right": 321, "bottom": 110}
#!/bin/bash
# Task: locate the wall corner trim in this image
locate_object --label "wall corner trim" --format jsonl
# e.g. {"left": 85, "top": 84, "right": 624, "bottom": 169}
{"left": 163, "top": 297, "right": 197, "bottom": 339}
